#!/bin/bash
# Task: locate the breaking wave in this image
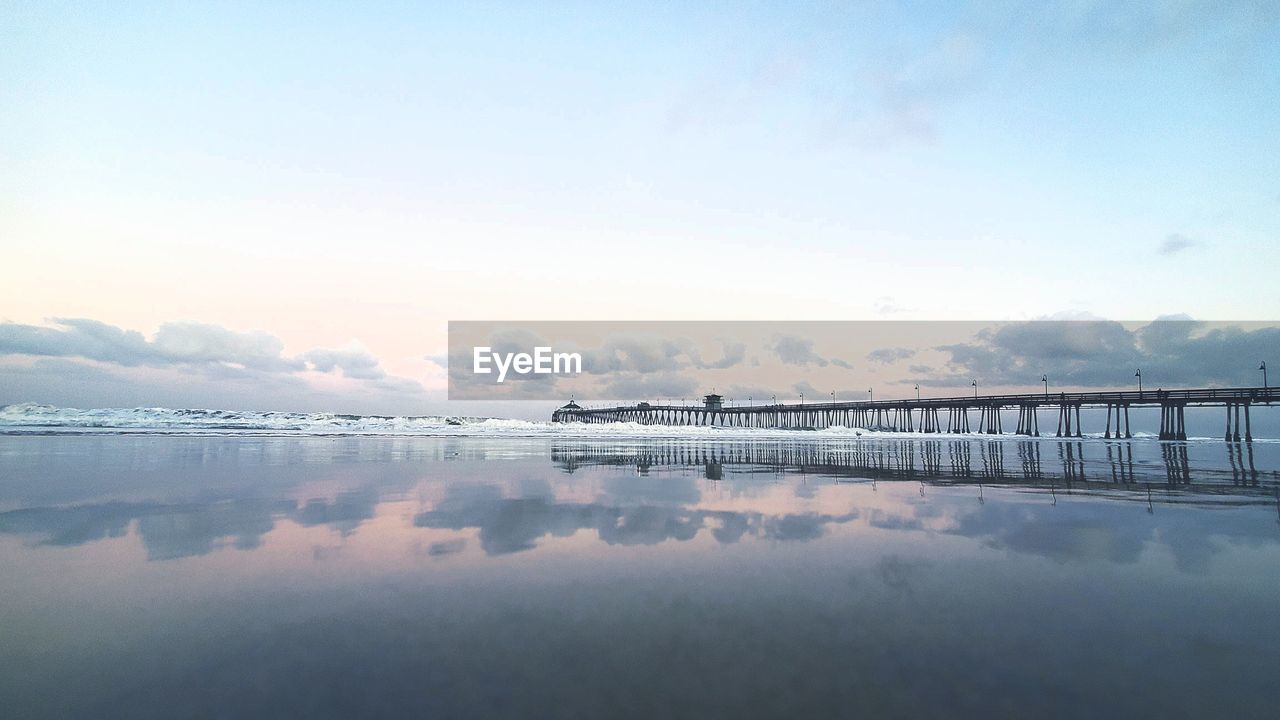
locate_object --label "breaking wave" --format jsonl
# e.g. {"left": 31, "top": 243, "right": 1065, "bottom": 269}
{"left": 0, "top": 403, "right": 850, "bottom": 438}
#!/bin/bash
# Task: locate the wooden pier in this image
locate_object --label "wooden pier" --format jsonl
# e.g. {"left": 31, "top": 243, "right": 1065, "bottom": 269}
{"left": 552, "top": 387, "right": 1278, "bottom": 442}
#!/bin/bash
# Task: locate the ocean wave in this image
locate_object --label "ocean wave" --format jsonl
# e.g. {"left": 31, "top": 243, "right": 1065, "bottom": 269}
{"left": 0, "top": 403, "right": 473, "bottom": 434}
{"left": 0, "top": 403, "right": 819, "bottom": 437}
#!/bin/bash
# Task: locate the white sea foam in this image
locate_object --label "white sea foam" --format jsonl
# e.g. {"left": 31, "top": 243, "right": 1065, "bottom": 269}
{"left": 0, "top": 403, "right": 820, "bottom": 437}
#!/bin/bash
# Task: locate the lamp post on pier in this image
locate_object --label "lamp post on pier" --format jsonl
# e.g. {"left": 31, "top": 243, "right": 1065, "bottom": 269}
{"left": 914, "top": 384, "right": 920, "bottom": 401}
{"left": 1261, "top": 361, "right": 1268, "bottom": 389}
{"left": 1042, "top": 375, "right": 1048, "bottom": 398}
{"left": 1135, "top": 369, "right": 1143, "bottom": 394}
{"left": 868, "top": 388, "right": 873, "bottom": 403}
{"left": 972, "top": 380, "right": 978, "bottom": 398}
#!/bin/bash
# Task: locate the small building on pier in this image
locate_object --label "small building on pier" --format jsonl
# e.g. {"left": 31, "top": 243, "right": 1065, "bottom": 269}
{"left": 703, "top": 394, "right": 723, "bottom": 411}
{"left": 551, "top": 400, "right": 582, "bottom": 423}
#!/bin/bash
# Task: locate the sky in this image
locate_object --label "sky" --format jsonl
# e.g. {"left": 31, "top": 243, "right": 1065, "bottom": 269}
{"left": 1, "top": 1, "right": 1278, "bottom": 416}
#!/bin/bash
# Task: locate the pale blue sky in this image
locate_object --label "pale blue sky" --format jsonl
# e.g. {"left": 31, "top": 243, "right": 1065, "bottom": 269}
{"left": 1, "top": 1, "right": 1278, "bottom": 413}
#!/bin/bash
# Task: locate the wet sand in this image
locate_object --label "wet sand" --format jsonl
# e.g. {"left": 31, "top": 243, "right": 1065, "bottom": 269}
{"left": 1, "top": 434, "right": 1278, "bottom": 718}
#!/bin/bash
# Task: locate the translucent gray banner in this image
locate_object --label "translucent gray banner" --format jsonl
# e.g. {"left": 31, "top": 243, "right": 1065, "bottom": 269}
{"left": 447, "top": 320, "right": 1279, "bottom": 402}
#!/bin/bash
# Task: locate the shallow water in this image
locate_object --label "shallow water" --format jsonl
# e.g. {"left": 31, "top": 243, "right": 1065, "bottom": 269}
{"left": 1, "top": 434, "right": 1278, "bottom": 718}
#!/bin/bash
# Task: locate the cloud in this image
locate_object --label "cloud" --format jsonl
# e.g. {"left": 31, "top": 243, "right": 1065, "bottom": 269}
{"left": 768, "top": 334, "right": 829, "bottom": 366}
{"left": 426, "top": 538, "right": 467, "bottom": 557}
{"left": 925, "top": 320, "right": 1278, "bottom": 387}
{"left": 580, "top": 335, "right": 746, "bottom": 374}
{"left": 579, "top": 333, "right": 685, "bottom": 375}
{"left": 151, "top": 322, "right": 302, "bottom": 372}
{"left": 445, "top": 328, "right": 564, "bottom": 398}
{"left": 457, "top": 331, "right": 745, "bottom": 381}
{"left": 1159, "top": 233, "right": 1198, "bottom": 255}
{"left": 792, "top": 381, "right": 820, "bottom": 398}
{"left": 699, "top": 341, "right": 747, "bottom": 370}
{"left": 867, "top": 347, "right": 916, "bottom": 364}
{"left": 1021, "top": 1, "right": 1279, "bottom": 60}
{"left": 302, "top": 344, "right": 386, "bottom": 380}
{"left": 0, "top": 356, "right": 319, "bottom": 411}
{"left": 447, "top": 328, "right": 749, "bottom": 400}
{"left": 0, "top": 318, "right": 160, "bottom": 367}
{"left": 852, "top": 33, "right": 984, "bottom": 147}
{"left": 721, "top": 384, "right": 785, "bottom": 402}
{"left": 871, "top": 295, "right": 915, "bottom": 315}
{"left": 603, "top": 372, "right": 699, "bottom": 400}
{"left": 0, "top": 318, "right": 423, "bottom": 400}
{"left": 662, "top": 0, "right": 1273, "bottom": 154}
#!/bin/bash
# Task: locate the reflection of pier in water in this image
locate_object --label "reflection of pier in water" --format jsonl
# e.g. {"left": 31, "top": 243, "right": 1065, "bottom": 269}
{"left": 551, "top": 438, "right": 1278, "bottom": 500}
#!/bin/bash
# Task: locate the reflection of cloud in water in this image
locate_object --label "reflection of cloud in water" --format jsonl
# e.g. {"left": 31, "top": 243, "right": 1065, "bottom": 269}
{"left": 600, "top": 474, "right": 701, "bottom": 506}
{"left": 550, "top": 439, "right": 1280, "bottom": 573}
{"left": 3, "top": 440, "right": 1278, "bottom": 572}
{"left": 766, "top": 513, "right": 827, "bottom": 542}
{"left": 0, "top": 490, "right": 379, "bottom": 561}
{"left": 948, "top": 502, "right": 1146, "bottom": 565}
{"left": 865, "top": 508, "right": 927, "bottom": 532}
{"left": 0, "top": 501, "right": 139, "bottom": 547}
{"left": 137, "top": 499, "right": 285, "bottom": 560}
{"left": 414, "top": 484, "right": 858, "bottom": 555}
{"left": 876, "top": 555, "right": 934, "bottom": 595}
{"left": 942, "top": 498, "right": 1280, "bottom": 573}
{"left": 293, "top": 489, "right": 379, "bottom": 536}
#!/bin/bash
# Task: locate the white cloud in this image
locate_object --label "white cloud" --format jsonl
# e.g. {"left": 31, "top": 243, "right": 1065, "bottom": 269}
{"left": 1159, "top": 233, "right": 1198, "bottom": 255}
{"left": 0, "top": 318, "right": 423, "bottom": 405}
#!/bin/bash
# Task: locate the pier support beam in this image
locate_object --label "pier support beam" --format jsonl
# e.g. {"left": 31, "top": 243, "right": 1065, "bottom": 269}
{"left": 1225, "top": 402, "right": 1254, "bottom": 443}
{"left": 1015, "top": 405, "right": 1038, "bottom": 436}
{"left": 1160, "top": 403, "right": 1187, "bottom": 441}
